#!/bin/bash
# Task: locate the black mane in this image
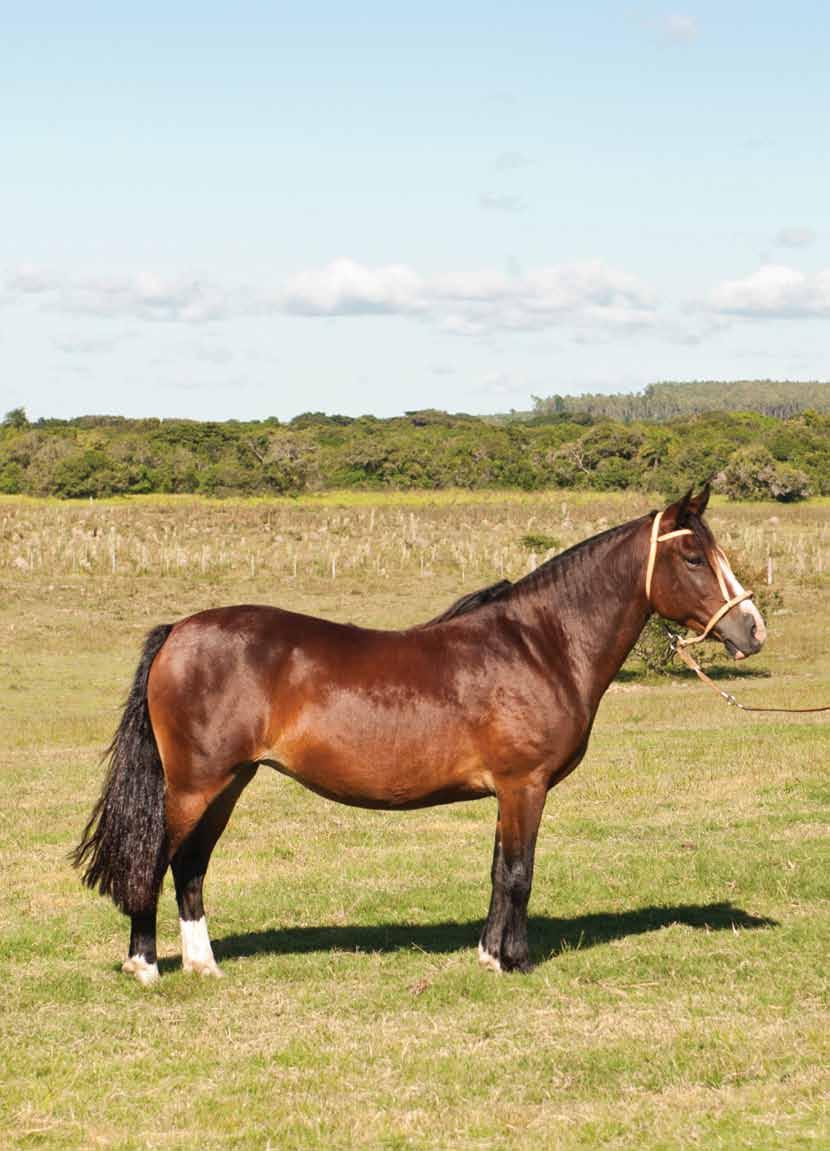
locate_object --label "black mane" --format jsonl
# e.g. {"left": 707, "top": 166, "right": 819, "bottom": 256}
{"left": 508, "top": 516, "right": 646, "bottom": 595}
{"left": 421, "top": 514, "right": 655, "bottom": 627}
{"left": 422, "top": 579, "right": 514, "bottom": 626}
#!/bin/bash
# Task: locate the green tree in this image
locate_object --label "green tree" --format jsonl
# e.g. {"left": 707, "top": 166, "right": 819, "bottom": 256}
{"left": 3, "top": 407, "right": 28, "bottom": 429}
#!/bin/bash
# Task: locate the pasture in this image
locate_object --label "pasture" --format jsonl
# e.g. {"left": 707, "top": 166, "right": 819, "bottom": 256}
{"left": 1, "top": 491, "right": 828, "bottom": 1150}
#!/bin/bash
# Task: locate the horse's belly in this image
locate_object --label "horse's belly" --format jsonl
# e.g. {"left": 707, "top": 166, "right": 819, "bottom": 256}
{"left": 264, "top": 725, "right": 495, "bottom": 810}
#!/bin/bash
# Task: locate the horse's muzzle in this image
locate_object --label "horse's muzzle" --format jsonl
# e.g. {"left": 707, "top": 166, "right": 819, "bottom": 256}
{"left": 720, "top": 611, "right": 766, "bottom": 660}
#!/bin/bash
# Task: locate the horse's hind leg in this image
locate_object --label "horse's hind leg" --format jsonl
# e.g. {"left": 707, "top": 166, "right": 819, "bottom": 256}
{"left": 123, "top": 908, "right": 161, "bottom": 986}
{"left": 169, "top": 764, "right": 257, "bottom": 977}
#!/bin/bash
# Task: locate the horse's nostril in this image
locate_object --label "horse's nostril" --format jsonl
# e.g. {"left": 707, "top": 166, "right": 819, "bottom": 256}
{"left": 748, "top": 617, "right": 767, "bottom": 649}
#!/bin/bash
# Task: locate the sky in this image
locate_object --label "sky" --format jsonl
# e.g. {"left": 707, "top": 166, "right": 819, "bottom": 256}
{"left": 2, "top": 2, "right": 829, "bottom": 421}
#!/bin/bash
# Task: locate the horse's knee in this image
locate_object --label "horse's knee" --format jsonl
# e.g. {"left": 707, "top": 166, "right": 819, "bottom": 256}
{"left": 502, "top": 858, "right": 532, "bottom": 904}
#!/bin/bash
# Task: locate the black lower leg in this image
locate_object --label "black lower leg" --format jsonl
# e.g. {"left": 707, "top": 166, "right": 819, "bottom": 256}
{"left": 171, "top": 841, "right": 206, "bottom": 923}
{"left": 480, "top": 786, "right": 545, "bottom": 973}
{"left": 128, "top": 908, "right": 158, "bottom": 964}
{"left": 480, "top": 818, "right": 508, "bottom": 958}
{"left": 499, "top": 855, "right": 534, "bottom": 973}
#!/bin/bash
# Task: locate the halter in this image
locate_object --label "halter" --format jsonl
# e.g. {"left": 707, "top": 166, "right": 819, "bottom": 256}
{"left": 645, "top": 512, "right": 754, "bottom": 648}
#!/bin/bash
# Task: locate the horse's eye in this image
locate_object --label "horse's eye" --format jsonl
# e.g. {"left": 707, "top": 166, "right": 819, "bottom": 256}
{"left": 685, "top": 555, "right": 704, "bottom": 567}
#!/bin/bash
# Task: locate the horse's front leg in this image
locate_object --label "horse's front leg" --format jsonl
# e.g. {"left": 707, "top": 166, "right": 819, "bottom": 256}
{"left": 478, "top": 780, "right": 547, "bottom": 974}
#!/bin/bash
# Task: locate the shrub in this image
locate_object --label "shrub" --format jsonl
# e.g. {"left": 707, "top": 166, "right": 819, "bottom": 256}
{"left": 2, "top": 407, "right": 28, "bottom": 429}
{"left": 717, "top": 444, "right": 811, "bottom": 502}
{"left": 520, "top": 533, "right": 561, "bottom": 552}
{"left": 51, "top": 449, "right": 117, "bottom": 498}
{"left": 0, "top": 460, "right": 24, "bottom": 493}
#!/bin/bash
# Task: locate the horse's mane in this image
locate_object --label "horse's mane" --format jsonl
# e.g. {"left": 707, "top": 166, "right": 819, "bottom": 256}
{"left": 420, "top": 515, "right": 654, "bottom": 627}
{"left": 419, "top": 507, "right": 719, "bottom": 629}
{"left": 422, "top": 578, "right": 514, "bottom": 626}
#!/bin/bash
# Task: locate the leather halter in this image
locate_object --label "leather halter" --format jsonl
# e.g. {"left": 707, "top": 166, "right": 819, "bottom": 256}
{"left": 645, "top": 512, "right": 754, "bottom": 648}
{"left": 646, "top": 513, "right": 829, "bottom": 714}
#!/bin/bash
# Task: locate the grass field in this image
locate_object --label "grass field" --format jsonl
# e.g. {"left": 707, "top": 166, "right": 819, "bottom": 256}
{"left": 1, "top": 491, "right": 828, "bottom": 1150}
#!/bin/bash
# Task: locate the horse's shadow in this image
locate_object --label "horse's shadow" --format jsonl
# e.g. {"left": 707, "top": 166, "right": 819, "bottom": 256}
{"left": 203, "top": 901, "right": 776, "bottom": 969}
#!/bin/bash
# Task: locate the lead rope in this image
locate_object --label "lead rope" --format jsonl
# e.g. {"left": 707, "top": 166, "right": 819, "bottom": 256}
{"left": 666, "top": 631, "right": 830, "bottom": 714}
{"left": 646, "top": 512, "right": 830, "bottom": 715}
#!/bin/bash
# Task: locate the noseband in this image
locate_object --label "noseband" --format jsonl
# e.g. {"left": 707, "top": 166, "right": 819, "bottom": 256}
{"left": 645, "top": 512, "right": 754, "bottom": 647}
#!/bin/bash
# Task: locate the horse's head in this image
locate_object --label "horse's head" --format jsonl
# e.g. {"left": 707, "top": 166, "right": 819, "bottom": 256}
{"left": 647, "top": 485, "right": 767, "bottom": 660}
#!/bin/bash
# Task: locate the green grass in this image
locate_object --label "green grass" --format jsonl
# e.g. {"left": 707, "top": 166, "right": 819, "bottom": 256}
{"left": 0, "top": 494, "right": 828, "bottom": 1149}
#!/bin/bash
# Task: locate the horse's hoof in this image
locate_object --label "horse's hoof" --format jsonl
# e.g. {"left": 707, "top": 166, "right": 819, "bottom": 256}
{"left": 122, "top": 955, "right": 160, "bottom": 986}
{"left": 501, "top": 957, "right": 534, "bottom": 975}
{"left": 477, "top": 942, "right": 502, "bottom": 974}
{"left": 183, "top": 959, "right": 223, "bottom": 979}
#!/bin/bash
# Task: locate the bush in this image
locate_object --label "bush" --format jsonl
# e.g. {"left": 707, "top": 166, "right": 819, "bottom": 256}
{"left": 717, "top": 445, "right": 811, "bottom": 502}
{"left": 765, "top": 462, "right": 812, "bottom": 502}
{"left": 0, "top": 460, "right": 24, "bottom": 493}
{"left": 51, "top": 449, "right": 117, "bottom": 498}
{"left": 630, "top": 617, "right": 695, "bottom": 676}
{"left": 520, "top": 533, "right": 560, "bottom": 552}
{"left": 0, "top": 404, "right": 826, "bottom": 499}
{"left": 2, "top": 407, "right": 28, "bottom": 430}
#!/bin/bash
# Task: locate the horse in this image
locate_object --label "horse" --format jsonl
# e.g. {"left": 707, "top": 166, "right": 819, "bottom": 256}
{"left": 73, "top": 486, "right": 766, "bottom": 985}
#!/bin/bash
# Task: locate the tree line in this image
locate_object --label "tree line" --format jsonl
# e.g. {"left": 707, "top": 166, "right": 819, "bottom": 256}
{"left": 1, "top": 390, "right": 827, "bottom": 502}
{"left": 529, "top": 380, "right": 830, "bottom": 423}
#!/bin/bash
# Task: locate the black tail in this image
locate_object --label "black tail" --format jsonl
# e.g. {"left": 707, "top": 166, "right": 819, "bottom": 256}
{"left": 72, "top": 624, "right": 174, "bottom": 914}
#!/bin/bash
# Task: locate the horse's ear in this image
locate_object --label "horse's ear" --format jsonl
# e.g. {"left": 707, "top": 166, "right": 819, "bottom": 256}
{"left": 687, "top": 482, "right": 711, "bottom": 517}
{"left": 661, "top": 487, "right": 694, "bottom": 529}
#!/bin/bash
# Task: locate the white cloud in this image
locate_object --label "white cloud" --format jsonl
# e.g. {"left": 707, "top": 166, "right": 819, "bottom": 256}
{"left": 53, "top": 334, "right": 128, "bottom": 355}
{"left": 472, "top": 371, "right": 526, "bottom": 397}
{"left": 281, "top": 258, "right": 656, "bottom": 336}
{"left": 775, "top": 227, "right": 816, "bottom": 249}
{"left": 65, "top": 273, "right": 232, "bottom": 323}
{"left": 479, "top": 192, "right": 524, "bottom": 213}
{"left": 630, "top": 9, "right": 699, "bottom": 44}
{"left": 9, "top": 265, "right": 55, "bottom": 294}
{"left": 709, "top": 264, "right": 830, "bottom": 317}
{"left": 440, "top": 314, "right": 487, "bottom": 336}
{"left": 282, "top": 258, "right": 424, "bottom": 316}
{"left": 487, "top": 89, "right": 517, "bottom": 105}
{"left": 3, "top": 266, "right": 236, "bottom": 323}
{"left": 494, "top": 151, "right": 531, "bottom": 172}
{"left": 664, "top": 12, "right": 697, "bottom": 41}
{"left": 3, "top": 258, "right": 657, "bottom": 338}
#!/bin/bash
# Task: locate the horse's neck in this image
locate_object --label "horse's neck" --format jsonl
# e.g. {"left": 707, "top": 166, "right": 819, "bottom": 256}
{"left": 516, "top": 519, "right": 652, "bottom": 706}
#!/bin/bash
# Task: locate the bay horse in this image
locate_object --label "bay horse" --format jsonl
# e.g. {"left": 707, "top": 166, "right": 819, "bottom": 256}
{"left": 74, "top": 486, "right": 766, "bottom": 985}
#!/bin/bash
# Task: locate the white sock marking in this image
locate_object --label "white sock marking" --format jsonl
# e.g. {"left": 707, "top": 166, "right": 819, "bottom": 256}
{"left": 122, "top": 954, "right": 160, "bottom": 986}
{"left": 180, "top": 916, "right": 220, "bottom": 975}
{"left": 477, "top": 940, "right": 502, "bottom": 973}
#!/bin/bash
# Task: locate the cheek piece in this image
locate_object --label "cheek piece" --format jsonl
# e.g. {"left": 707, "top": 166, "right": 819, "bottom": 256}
{"left": 644, "top": 512, "right": 754, "bottom": 648}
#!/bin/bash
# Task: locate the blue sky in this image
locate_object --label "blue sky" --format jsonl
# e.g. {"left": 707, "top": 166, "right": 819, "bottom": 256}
{"left": 2, "top": 2, "right": 828, "bottom": 420}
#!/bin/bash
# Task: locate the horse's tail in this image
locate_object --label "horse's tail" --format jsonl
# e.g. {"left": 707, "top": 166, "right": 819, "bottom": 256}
{"left": 71, "top": 623, "right": 174, "bottom": 914}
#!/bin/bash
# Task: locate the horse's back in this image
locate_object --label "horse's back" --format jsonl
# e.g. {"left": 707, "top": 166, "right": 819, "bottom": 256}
{"left": 144, "top": 601, "right": 535, "bottom": 809}
{"left": 146, "top": 601, "right": 458, "bottom": 746}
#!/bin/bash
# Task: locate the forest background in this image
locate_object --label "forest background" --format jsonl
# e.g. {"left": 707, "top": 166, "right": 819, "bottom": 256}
{"left": 2, "top": 380, "right": 828, "bottom": 502}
